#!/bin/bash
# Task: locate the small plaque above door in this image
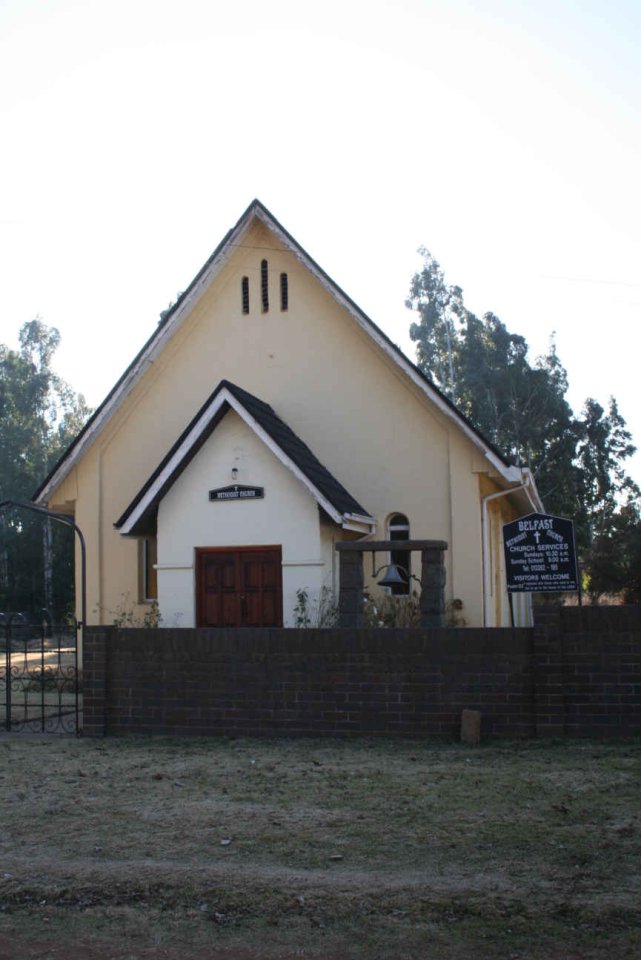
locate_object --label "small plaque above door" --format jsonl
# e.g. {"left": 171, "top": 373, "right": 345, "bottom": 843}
{"left": 209, "top": 484, "right": 265, "bottom": 502}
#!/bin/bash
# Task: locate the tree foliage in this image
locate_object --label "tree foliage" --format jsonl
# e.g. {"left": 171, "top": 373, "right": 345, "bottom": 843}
{"left": 407, "top": 250, "right": 640, "bottom": 593}
{"left": 0, "top": 320, "right": 91, "bottom": 617}
{"left": 586, "top": 500, "right": 641, "bottom": 603}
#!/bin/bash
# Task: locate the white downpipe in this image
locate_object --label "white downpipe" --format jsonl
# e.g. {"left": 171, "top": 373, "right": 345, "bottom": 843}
{"left": 481, "top": 472, "right": 539, "bottom": 627}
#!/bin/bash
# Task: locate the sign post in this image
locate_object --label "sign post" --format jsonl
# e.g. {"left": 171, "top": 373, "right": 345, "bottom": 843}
{"left": 502, "top": 512, "right": 579, "bottom": 595}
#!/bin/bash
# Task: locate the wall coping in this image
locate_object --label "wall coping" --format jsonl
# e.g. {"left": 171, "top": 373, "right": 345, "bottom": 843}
{"left": 336, "top": 539, "right": 447, "bottom": 552}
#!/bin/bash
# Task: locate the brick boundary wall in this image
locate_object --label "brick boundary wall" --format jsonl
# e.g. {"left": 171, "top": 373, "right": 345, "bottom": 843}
{"left": 557, "top": 605, "right": 641, "bottom": 737}
{"left": 82, "top": 605, "right": 641, "bottom": 739}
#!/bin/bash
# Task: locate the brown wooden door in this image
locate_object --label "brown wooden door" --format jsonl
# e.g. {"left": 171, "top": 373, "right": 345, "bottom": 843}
{"left": 196, "top": 547, "right": 283, "bottom": 627}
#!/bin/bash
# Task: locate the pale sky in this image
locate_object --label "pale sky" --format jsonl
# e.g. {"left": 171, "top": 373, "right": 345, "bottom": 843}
{"left": 1, "top": 0, "right": 640, "bottom": 485}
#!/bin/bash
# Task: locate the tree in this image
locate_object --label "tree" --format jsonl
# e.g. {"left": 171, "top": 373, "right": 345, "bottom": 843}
{"left": 586, "top": 499, "right": 641, "bottom": 603}
{"left": 575, "top": 397, "right": 638, "bottom": 542}
{"left": 408, "top": 248, "right": 466, "bottom": 400}
{"left": 0, "top": 319, "right": 91, "bottom": 618}
{"left": 407, "top": 249, "right": 639, "bottom": 572}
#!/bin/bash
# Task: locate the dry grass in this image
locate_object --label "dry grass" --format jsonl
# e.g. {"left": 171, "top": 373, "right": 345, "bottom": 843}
{"left": 0, "top": 735, "right": 640, "bottom": 959}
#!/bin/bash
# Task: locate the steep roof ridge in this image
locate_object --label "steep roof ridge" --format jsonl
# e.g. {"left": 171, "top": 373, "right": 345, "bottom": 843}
{"left": 250, "top": 201, "right": 521, "bottom": 479}
{"left": 32, "top": 205, "right": 261, "bottom": 505}
{"left": 33, "top": 199, "right": 534, "bottom": 506}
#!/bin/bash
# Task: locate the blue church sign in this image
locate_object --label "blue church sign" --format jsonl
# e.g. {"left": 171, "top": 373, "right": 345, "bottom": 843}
{"left": 502, "top": 512, "right": 579, "bottom": 593}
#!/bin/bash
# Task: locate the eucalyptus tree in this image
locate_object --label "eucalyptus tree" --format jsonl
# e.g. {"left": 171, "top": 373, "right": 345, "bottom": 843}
{"left": 0, "top": 320, "right": 90, "bottom": 617}
{"left": 407, "top": 250, "right": 639, "bottom": 573}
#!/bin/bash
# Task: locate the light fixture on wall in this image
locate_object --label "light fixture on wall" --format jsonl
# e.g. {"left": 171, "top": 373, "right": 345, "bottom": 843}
{"left": 231, "top": 467, "right": 239, "bottom": 481}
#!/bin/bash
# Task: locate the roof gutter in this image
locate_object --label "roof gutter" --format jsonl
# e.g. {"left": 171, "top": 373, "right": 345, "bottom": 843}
{"left": 481, "top": 470, "right": 540, "bottom": 627}
{"left": 342, "top": 512, "right": 377, "bottom": 535}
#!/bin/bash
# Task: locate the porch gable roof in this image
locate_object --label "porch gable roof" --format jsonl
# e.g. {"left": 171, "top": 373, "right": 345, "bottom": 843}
{"left": 115, "top": 380, "right": 375, "bottom": 537}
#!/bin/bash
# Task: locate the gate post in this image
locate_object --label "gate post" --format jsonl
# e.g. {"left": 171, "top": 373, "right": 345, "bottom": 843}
{"left": 83, "top": 626, "right": 110, "bottom": 736}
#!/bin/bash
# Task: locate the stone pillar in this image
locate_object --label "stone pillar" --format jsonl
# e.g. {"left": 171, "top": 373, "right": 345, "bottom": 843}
{"left": 420, "top": 544, "right": 447, "bottom": 628}
{"left": 338, "top": 550, "right": 364, "bottom": 628}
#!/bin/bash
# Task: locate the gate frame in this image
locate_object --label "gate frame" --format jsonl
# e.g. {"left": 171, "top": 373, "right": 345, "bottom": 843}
{"left": 2, "top": 613, "right": 80, "bottom": 734}
{"left": 0, "top": 499, "right": 87, "bottom": 631}
{"left": 0, "top": 500, "right": 86, "bottom": 735}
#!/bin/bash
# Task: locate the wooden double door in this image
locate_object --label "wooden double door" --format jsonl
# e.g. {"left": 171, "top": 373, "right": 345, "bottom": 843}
{"left": 196, "top": 546, "right": 283, "bottom": 627}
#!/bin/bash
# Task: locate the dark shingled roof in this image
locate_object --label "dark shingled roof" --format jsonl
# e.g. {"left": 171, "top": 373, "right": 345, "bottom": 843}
{"left": 115, "top": 380, "right": 372, "bottom": 536}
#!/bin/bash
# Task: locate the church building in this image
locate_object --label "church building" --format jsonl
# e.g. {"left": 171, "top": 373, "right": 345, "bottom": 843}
{"left": 34, "top": 201, "right": 542, "bottom": 628}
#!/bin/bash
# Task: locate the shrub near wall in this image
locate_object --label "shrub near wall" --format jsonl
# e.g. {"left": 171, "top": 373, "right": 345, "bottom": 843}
{"left": 82, "top": 607, "right": 641, "bottom": 739}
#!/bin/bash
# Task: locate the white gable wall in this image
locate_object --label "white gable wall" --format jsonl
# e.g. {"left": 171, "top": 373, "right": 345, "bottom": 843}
{"left": 157, "top": 410, "right": 331, "bottom": 627}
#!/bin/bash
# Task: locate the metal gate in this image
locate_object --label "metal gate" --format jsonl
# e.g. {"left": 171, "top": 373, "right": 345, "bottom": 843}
{"left": 0, "top": 614, "right": 81, "bottom": 734}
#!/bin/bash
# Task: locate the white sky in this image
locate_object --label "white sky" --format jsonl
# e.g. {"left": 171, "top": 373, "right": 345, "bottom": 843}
{"left": 1, "top": 0, "right": 640, "bottom": 485}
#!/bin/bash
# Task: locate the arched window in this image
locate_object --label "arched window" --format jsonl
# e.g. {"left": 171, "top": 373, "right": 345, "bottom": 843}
{"left": 388, "top": 513, "right": 410, "bottom": 596}
{"left": 280, "top": 272, "right": 288, "bottom": 311}
{"left": 241, "top": 276, "right": 250, "bottom": 314}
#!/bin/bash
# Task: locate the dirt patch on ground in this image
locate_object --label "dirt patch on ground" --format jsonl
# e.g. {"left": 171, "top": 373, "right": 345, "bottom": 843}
{"left": 1, "top": 736, "right": 640, "bottom": 959}
{"left": 0, "top": 940, "right": 341, "bottom": 960}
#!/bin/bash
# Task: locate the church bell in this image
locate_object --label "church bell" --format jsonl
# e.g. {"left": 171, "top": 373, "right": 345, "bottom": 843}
{"left": 376, "top": 564, "right": 408, "bottom": 589}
